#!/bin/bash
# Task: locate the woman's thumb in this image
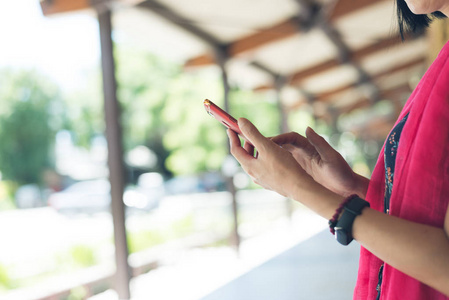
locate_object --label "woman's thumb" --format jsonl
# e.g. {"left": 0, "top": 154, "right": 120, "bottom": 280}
{"left": 305, "top": 127, "right": 332, "bottom": 159}
{"left": 238, "top": 118, "right": 266, "bottom": 149}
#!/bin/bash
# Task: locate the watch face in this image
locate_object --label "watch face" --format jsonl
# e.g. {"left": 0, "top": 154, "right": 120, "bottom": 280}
{"left": 335, "top": 228, "right": 352, "bottom": 246}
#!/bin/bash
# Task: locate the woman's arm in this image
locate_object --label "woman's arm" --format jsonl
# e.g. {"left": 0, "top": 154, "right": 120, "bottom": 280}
{"left": 228, "top": 119, "right": 449, "bottom": 296}
{"left": 292, "top": 181, "right": 449, "bottom": 296}
{"left": 353, "top": 205, "right": 449, "bottom": 296}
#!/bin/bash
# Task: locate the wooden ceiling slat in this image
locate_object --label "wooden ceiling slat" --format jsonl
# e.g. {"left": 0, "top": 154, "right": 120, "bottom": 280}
{"left": 185, "top": 54, "right": 215, "bottom": 68}
{"left": 352, "top": 36, "right": 403, "bottom": 61}
{"left": 373, "top": 56, "right": 426, "bottom": 79}
{"left": 184, "top": 18, "right": 300, "bottom": 67}
{"left": 315, "top": 56, "right": 425, "bottom": 102}
{"left": 289, "top": 59, "right": 341, "bottom": 83}
{"left": 138, "top": 0, "right": 222, "bottom": 48}
{"left": 381, "top": 83, "right": 414, "bottom": 99}
{"left": 229, "top": 19, "right": 299, "bottom": 56}
{"left": 316, "top": 83, "right": 355, "bottom": 102}
{"left": 338, "top": 82, "right": 413, "bottom": 114}
{"left": 329, "top": 0, "right": 387, "bottom": 21}
{"left": 184, "top": 0, "right": 388, "bottom": 67}
{"left": 40, "top": 0, "right": 90, "bottom": 16}
{"left": 256, "top": 34, "right": 403, "bottom": 89}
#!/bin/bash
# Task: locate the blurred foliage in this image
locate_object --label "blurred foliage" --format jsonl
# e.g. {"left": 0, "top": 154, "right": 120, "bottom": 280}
{"left": 0, "top": 242, "right": 101, "bottom": 294}
{"left": 62, "top": 70, "right": 104, "bottom": 149}
{"left": 128, "top": 214, "right": 195, "bottom": 253}
{"left": 0, "top": 69, "right": 66, "bottom": 185}
{"left": 67, "top": 286, "right": 88, "bottom": 300}
{"left": 114, "top": 46, "right": 283, "bottom": 177}
{"left": 0, "top": 181, "right": 17, "bottom": 210}
{"left": 127, "top": 230, "right": 165, "bottom": 254}
{"left": 70, "top": 245, "right": 97, "bottom": 268}
{"left": 53, "top": 244, "right": 99, "bottom": 274}
{"left": 0, "top": 263, "right": 14, "bottom": 291}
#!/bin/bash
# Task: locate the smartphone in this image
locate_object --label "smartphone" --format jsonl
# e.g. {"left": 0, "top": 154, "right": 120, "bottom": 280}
{"left": 203, "top": 99, "right": 252, "bottom": 146}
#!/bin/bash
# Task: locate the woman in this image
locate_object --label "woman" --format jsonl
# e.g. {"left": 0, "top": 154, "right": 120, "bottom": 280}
{"left": 227, "top": 0, "right": 449, "bottom": 299}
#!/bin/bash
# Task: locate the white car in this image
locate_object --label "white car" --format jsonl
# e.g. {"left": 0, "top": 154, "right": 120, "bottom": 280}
{"left": 48, "top": 179, "right": 111, "bottom": 214}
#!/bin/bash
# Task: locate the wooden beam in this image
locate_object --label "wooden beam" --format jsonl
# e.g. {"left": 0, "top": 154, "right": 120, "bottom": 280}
{"left": 291, "top": 35, "right": 403, "bottom": 85}
{"left": 40, "top": 0, "right": 91, "bottom": 16}
{"left": 316, "top": 83, "right": 355, "bottom": 102}
{"left": 337, "top": 82, "right": 412, "bottom": 114}
{"left": 185, "top": 54, "right": 215, "bottom": 68}
{"left": 255, "top": 34, "right": 403, "bottom": 90}
{"left": 373, "top": 56, "right": 426, "bottom": 79}
{"left": 253, "top": 84, "right": 276, "bottom": 92}
{"left": 185, "top": 0, "right": 387, "bottom": 67}
{"left": 352, "top": 36, "right": 403, "bottom": 61}
{"left": 290, "top": 59, "right": 341, "bottom": 84}
{"left": 315, "top": 56, "right": 425, "bottom": 102}
{"left": 381, "top": 83, "right": 414, "bottom": 99}
{"left": 138, "top": 0, "right": 222, "bottom": 48}
{"left": 184, "top": 18, "right": 300, "bottom": 67}
{"left": 229, "top": 19, "right": 299, "bottom": 56}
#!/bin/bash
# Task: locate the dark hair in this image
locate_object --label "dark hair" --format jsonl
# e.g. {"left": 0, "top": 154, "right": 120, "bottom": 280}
{"left": 396, "top": 0, "right": 447, "bottom": 39}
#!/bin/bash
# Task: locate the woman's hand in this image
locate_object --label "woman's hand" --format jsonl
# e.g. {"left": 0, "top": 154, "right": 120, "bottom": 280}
{"left": 270, "top": 127, "right": 369, "bottom": 198}
{"left": 227, "top": 118, "right": 318, "bottom": 199}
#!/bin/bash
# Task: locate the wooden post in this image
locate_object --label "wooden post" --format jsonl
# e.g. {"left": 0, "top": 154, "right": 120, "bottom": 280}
{"left": 97, "top": 6, "right": 131, "bottom": 299}
{"left": 274, "top": 77, "right": 294, "bottom": 219}
{"left": 216, "top": 49, "right": 241, "bottom": 253}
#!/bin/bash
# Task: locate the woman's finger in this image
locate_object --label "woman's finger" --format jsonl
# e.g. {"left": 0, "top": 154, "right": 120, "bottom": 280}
{"left": 227, "top": 129, "right": 255, "bottom": 163}
{"left": 271, "top": 132, "right": 309, "bottom": 148}
{"left": 243, "top": 141, "right": 255, "bottom": 157}
{"left": 305, "top": 127, "right": 334, "bottom": 161}
{"left": 238, "top": 118, "right": 269, "bottom": 152}
{"left": 271, "top": 131, "right": 317, "bottom": 159}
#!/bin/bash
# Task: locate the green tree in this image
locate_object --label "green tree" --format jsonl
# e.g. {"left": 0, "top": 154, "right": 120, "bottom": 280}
{"left": 62, "top": 69, "right": 104, "bottom": 149}
{"left": 116, "top": 48, "right": 177, "bottom": 177}
{"left": 115, "top": 46, "right": 283, "bottom": 176}
{"left": 0, "top": 69, "right": 64, "bottom": 184}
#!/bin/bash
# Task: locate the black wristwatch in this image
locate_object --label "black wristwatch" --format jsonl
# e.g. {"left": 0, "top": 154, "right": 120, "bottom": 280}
{"left": 335, "top": 197, "right": 370, "bottom": 245}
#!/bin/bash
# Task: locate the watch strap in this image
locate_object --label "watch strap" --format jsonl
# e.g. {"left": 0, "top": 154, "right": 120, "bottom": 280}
{"left": 335, "top": 197, "right": 370, "bottom": 245}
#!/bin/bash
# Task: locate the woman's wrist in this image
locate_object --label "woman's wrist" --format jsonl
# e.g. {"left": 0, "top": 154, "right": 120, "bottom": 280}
{"left": 288, "top": 178, "right": 345, "bottom": 220}
{"left": 352, "top": 173, "right": 370, "bottom": 199}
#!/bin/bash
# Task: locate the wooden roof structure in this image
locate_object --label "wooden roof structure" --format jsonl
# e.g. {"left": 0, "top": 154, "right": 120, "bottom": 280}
{"left": 41, "top": 0, "right": 429, "bottom": 139}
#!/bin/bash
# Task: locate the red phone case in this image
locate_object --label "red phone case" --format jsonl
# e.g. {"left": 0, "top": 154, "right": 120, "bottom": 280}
{"left": 203, "top": 99, "right": 252, "bottom": 146}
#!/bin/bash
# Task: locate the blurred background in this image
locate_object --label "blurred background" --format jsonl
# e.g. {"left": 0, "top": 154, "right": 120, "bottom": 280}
{"left": 0, "top": 0, "right": 448, "bottom": 299}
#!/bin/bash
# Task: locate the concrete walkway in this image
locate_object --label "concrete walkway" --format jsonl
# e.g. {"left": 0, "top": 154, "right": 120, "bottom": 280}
{"left": 89, "top": 209, "right": 360, "bottom": 300}
{"left": 200, "top": 230, "right": 360, "bottom": 300}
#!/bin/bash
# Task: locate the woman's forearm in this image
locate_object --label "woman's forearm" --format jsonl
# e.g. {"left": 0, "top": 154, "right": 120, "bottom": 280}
{"left": 289, "top": 181, "right": 449, "bottom": 296}
{"left": 353, "top": 207, "right": 449, "bottom": 296}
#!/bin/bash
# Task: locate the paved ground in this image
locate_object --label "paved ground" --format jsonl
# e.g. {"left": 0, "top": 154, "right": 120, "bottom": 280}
{"left": 89, "top": 208, "right": 361, "bottom": 300}
{"left": 200, "top": 230, "right": 360, "bottom": 300}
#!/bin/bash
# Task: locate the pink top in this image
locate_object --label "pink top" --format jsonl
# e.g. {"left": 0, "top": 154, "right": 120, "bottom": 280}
{"left": 354, "top": 40, "right": 449, "bottom": 300}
